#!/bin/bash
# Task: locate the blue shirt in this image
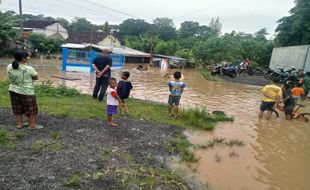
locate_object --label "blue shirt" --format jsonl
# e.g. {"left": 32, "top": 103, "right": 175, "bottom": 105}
{"left": 168, "top": 81, "right": 186, "bottom": 96}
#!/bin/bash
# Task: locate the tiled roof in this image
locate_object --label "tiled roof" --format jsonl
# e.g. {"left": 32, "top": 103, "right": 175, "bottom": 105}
{"left": 23, "top": 20, "right": 57, "bottom": 29}
{"left": 65, "top": 32, "right": 110, "bottom": 44}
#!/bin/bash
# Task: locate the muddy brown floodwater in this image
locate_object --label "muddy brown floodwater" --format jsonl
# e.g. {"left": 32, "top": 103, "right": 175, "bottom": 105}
{"left": 1, "top": 61, "right": 310, "bottom": 190}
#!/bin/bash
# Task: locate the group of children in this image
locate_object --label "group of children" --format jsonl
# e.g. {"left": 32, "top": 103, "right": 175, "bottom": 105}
{"left": 106, "top": 71, "right": 186, "bottom": 126}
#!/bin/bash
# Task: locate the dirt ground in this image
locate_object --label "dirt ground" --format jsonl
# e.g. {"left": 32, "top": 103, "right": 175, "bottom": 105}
{"left": 0, "top": 108, "right": 190, "bottom": 190}
{"left": 221, "top": 75, "right": 269, "bottom": 86}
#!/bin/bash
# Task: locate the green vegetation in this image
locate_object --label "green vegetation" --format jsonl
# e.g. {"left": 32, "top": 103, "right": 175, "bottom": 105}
{"left": 275, "top": 0, "right": 310, "bottom": 46}
{"left": 28, "top": 33, "right": 63, "bottom": 54}
{"left": 195, "top": 137, "right": 244, "bottom": 150}
{"left": 64, "top": 175, "right": 82, "bottom": 187}
{"left": 167, "top": 134, "right": 199, "bottom": 162}
{"left": 31, "top": 140, "right": 63, "bottom": 153}
{"left": 50, "top": 131, "right": 62, "bottom": 140}
{"left": 0, "top": 128, "right": 26, "bottom": 148}
{"left": 0, "top": 81, "right": 233, "bottom": 130}
{"left": 65, "top": 166, "right": 188, "bottom": 189}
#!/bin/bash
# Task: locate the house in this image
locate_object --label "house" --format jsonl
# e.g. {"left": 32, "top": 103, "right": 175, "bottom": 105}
{"left": 61, "top": 43, "right": 150, "bottom": 64}
{"left": 65, "top": 32, "right": 150, "bottom": 63}
{"left": 66, "top": 32, "right": 121, "bottom": 48}
{"left": 153, "top": 54, "right": 187, "bottom": 68}
{"left": 22, "top": 20, "right": 68, "bottom": 40}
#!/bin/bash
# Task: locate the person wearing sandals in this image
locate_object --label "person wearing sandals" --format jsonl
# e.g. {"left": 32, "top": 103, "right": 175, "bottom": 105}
{"left": 168, "top": 71, "right": 186, "bottom": 118}
{"left": 7, "top": 51, "right": 43, "bottom": 129}
{"left": 106, "top": 78, "right": 124, "bottom": 127}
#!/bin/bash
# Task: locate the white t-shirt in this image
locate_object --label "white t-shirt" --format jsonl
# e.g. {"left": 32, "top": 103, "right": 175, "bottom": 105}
{"left": 107, "top": 87, "right": 119, "bottom": 106}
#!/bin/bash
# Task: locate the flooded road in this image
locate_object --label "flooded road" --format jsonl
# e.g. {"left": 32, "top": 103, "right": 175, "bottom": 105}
{"left": 1, "top": 61, "right": 310, "bottom": 190}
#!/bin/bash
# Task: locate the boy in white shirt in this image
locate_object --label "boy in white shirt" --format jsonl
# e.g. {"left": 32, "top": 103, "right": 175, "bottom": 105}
{"left": 106, "top": 78, "right": 123, "bottom": 127}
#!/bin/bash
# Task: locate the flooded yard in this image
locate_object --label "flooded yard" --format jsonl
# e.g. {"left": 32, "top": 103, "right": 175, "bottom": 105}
{"left": 1, "top": 60, "right": 309, "bottom": 190}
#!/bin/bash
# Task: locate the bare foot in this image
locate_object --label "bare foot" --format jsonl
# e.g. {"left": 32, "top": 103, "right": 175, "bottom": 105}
{"left": 108, "top": 122, "right": 118, "bottom": 127}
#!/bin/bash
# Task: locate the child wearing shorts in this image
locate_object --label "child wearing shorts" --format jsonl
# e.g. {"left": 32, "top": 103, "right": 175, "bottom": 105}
{"left": 168, "top": 71, "right": 186, "bottom": 118}
{"left": 117, "top": 71, "right": 133, "bottom": 115}
{"left": 107, "top": 78, "right": 123, "bottom": 127}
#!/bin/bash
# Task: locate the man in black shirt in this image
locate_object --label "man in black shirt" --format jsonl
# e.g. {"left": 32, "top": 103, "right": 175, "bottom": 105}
{"left": 92, "top": 48, "right": 113, "bottom": 101}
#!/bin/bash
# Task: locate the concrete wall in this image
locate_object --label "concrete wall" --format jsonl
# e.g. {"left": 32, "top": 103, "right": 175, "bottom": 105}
{"left": 269, "top": 45, "right": 310, "bottom": 72}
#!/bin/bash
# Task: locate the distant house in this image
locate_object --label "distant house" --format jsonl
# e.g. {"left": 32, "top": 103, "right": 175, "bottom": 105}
{"left": 66, "top": 32, "right": 121, "bottom": 48}
{"left": 21, "top": 20, "right": 68, "bottom": 40}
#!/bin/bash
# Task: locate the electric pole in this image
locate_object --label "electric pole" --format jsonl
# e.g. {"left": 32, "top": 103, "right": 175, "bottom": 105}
{"left": 19, "top": 0, "right": 23, "bottom": 36}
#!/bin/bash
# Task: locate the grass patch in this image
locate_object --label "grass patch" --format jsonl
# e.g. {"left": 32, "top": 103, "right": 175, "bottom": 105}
{"left": 50, "top": 131, "right": 62, "bottom": 140}
{"left": 0, "top": 81, "right": 232, "bottom": 131}
{"left": 0, "top": 128, "right": 27, "bottom": 148}
{"left": 195, "top": 137, "right": 245, "bottom": 150}
{"left": 67, "top": 166, "right": 188, "bottom": 189}
{"left": 167, "top": 134, "right": 199, "bottom": 162}
{"left": 225, "top": 139, "right": 244, "bottom": 147}
{"left": 31, "top": 140, "right": 63, "bottom": 153}
{"left": 64, "top": 175, "right": 82, "bottom": 187}
{"left": 200, "top": 68, "right": 218, "bottom": 81}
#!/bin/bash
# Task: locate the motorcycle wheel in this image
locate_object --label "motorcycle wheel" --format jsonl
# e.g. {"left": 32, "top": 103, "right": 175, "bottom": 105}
{"left": 247, "top": 70, "right": 254, "bottom": 76}
{"left": 264, "top": 73, "right": 272, "bottom": 80}
{"left": 211, "top": 71, "right": 217, "bottom": 76}
{"left": 230, "top": 73, "right": 237, "bottom": 78}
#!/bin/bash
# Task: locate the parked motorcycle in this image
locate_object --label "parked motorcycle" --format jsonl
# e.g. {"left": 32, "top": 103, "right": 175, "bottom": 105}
{"left": 211, "top": 65, "right": 237, "bottom": 78}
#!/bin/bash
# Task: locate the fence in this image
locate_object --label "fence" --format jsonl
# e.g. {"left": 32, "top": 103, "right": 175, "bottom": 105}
{"left": 62, "top": 48, "right": 125, "bottom": 72}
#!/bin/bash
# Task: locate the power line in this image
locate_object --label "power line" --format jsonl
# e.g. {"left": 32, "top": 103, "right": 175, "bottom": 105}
{"left": 81, "top": 0, "right": 139, "bottom": 19}
{"left": 54, "top": 0, "right": 123, "bottom": 20}
{"left": 173, "top": 0, "right": 237, "bottom": 20}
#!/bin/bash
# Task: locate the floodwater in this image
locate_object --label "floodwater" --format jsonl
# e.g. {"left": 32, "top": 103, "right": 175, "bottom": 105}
{"left": 0, "top": 61, "right": 310, "bottom": 190}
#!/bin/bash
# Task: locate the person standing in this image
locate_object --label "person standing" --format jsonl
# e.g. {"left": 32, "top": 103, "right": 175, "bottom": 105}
{"left": 92, "top": 48, "right": 113, "bottom": 102}
{"left": 168, "top": 71, "right": 186, "bottom": 118}
{"left": 304, "top": 72, "right": 310, "bottom": 100}
{"left": 7, "top": 51, "right": 43, "bottom": 129}
{"left": 258, "top": 78, "right": 282, "bottom": 120}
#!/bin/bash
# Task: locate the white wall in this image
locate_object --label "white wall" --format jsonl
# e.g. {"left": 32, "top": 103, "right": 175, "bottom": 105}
{"left": 269, "top": 45, "right": 310, "bottom": 71}
{"left": 98, "top": 34, "right": 121, "bottom": 47}
{"left": 45, "top": 23, "right": 68, "bottom": 40}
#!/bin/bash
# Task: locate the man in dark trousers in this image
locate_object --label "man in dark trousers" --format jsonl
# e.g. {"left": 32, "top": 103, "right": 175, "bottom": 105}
{"left": 92, "top": 48, "right": 113, "bottom": 101}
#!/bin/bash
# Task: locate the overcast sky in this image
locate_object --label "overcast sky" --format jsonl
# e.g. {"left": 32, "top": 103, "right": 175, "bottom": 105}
{"left": 0, "top": 0, "right": 295, "bottom": 35}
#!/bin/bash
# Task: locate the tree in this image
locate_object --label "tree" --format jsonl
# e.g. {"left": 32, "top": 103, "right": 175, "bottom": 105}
{"left": 0, "top": 11, "right": 17, "bottom": 55}
{"left": 69, "top": 17, "right": 93, "bottom": 34}
{"left": 28, "top": 33, "right": 63, "bottom": 53}
{"left": 179, "top": 21, "right": 200, "bottom": 38}
{"left": 275, "top": 0, "right": 310, "bottom": 46}
{"left": 153, "top": 17, "right": 177, "bottom": 40}
{"left": 209, "top": 17, "right": 222, "bottom": 36}
{"left": 154, "top": 40, "right": 178, "bottom": 55}
{"left": 119, "top": 19, "right": 151, "bottom": 37}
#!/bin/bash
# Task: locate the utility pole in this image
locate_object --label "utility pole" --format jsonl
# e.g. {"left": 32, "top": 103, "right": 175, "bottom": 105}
{"left": 19, "top": 0, "right": 23, "bottom": 35}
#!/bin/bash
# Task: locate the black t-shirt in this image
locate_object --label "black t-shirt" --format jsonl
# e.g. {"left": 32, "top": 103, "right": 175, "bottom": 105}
{"left": 283, "top": 89, "right": 295, "bottom": 107}
{"left": 117, "top": 81, "right": 133, "bottom": 99}
{"left": 93, "top": 56, "right": 112, "bottom": 77}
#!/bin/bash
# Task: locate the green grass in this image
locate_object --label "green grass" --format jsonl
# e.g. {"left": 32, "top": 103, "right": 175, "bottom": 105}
{"left": 0, "top": 81, "right": 233, "bottom": 131}
{"left": 195, "top": 137, "right": 245, "bottom": 150}
{"left": 0, "top": 128, "right": 27, "bottom": 148}
{"left": 50, "top": 131, "right": 62, "bottom": 140}
{"left": 167, "top": 134, "right": 199, "bottom": 162}
{"left": 31, "top": 140, "right": 63, "bottom": 153}
{"left": 66, "top": 166, "right": 188, "bottom": 189}
{"left": 64, "top": 175, "right": 82, "bottom": 186}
